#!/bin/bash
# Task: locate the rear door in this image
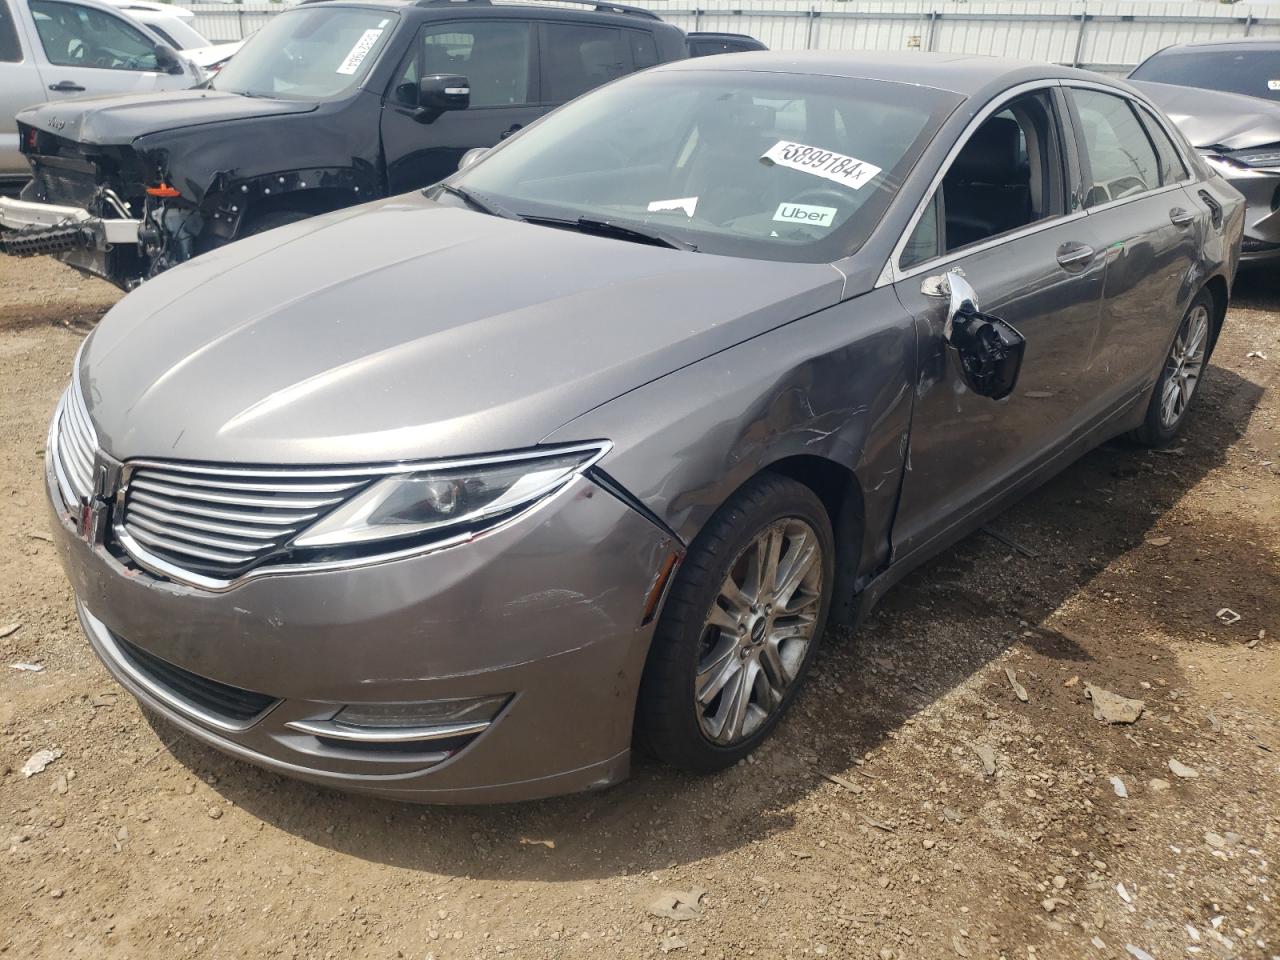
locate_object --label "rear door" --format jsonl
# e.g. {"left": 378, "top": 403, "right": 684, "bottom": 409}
{"left": 537, "top": 20, "right": 633, "bottom": 109}
{"left": 381, "top": 18, "right": 539, "bottom": 192}
{"left": 0, "top": 0, "right": 45, "bottom": 180}
{"left": 1062, "top": 84, "right": 1202, "bottom": 409}
{"left": 26, "top": 0, "right": 195, "bottom": 101}
{"left": 889, "top": 84, "right": 1108, "bottom": 558}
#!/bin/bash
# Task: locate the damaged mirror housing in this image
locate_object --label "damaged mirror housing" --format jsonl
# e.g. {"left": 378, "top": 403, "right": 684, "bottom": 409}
{"left": 939, "top": 269, "right": 1026, "bottom": 401}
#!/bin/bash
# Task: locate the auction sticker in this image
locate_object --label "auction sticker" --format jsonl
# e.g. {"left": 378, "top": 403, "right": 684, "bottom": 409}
{"left": 336, "top": 28, "right": 384, "bottom": 75}
{"left": 760, "top": 141, "right": 882, "bottom": 190}
{"left": 647, "top": 196, "right": 698, "bottom": 216}
{"left": 773, "top": 202, "right": 837, "bottom": 227}
{"left": 1269, "top": 80, "right": 1280, "bottom": 91}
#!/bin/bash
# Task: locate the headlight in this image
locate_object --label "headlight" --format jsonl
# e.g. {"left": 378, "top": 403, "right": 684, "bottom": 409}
{"left": 292, "top": 443, "right": 609, "bottom": 549}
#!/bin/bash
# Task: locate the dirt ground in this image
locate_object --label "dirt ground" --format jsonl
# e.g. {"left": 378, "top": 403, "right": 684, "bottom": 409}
{"left": 0, "top": 254, "right": 1276, "bottom": 960}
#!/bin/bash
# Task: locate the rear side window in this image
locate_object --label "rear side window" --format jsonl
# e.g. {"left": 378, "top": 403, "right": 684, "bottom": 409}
{"left": 0, "top": 0, "right": 21, "bottom": 62}
{"left": 540, "top": 22, "right": 628, "bottom": 104}
{"left": 30, "top": 0, "right": 158, "bottom": 70}
{"left": 628, "top": 29, "right": 656, "bottom": 70}
{"left": 1070, "top": 89, "right": 1161, "bottom": 206}
{"left": 1136, "top": 105, "right": 1189, "bottom": 184}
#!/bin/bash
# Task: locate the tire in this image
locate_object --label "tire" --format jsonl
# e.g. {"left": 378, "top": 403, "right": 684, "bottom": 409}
{"left": 1130, "top": 289, "right": 1215, "bottom": 447}
{"left": 635, "top": 473, "right": 835, "bottom": 772}
{"left": 243, "top": 210, "right": 311, "bottom": 237}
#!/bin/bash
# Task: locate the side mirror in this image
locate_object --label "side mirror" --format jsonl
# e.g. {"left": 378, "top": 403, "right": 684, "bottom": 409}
{"left": 154, "top": 43, "right": 185, "bottom": 76}
{"left": 415, "top": 74, "right": 470, "bottom": 121}
{"left": 457, "top": 147, "right": 487, "bottom": 172}
{"left": 930, "top": 269, "right": 1026, "bottom": 401}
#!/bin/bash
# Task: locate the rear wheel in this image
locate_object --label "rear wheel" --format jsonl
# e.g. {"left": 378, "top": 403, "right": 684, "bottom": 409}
{"left": 1131, "top": 289, "right": 1214, "bottom": 446}
{"left": 635, "top": 473, "right": 834, "bottom": 772}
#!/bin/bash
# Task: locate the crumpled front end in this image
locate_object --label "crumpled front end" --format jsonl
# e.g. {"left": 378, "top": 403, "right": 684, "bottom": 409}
{"left": 43, "top": 377, "right": 682, "bottom": 803}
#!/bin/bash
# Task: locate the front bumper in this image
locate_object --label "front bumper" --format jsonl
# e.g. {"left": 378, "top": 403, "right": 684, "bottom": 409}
{"left": 0, "top": 196, "right": 138, "bottom": 255}
{"left": 49, "top": 466, "right": 678, "bottom": 803}
{"left": 1224, "top": 170, "right": 1280, "bottom": 265}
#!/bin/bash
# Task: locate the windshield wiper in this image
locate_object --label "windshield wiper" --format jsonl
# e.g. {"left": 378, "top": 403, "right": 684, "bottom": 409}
{"left": 522, "top": 215, "right": 698, "bottom": 252}
{"left": 433, "top": 183, "right": 517, "bottom": 220}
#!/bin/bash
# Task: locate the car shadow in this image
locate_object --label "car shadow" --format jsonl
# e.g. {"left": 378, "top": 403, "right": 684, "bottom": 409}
{"left": 144, "top": 300, "right": 1271, "bottom": 883}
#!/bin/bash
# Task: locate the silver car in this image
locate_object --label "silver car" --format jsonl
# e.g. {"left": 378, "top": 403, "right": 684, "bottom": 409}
{"left": 48, "top": 52, "right": 1243, "bottom": 803}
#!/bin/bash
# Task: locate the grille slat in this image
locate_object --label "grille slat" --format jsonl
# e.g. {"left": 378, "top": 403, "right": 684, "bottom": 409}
{"left": 113, "top": 634, "right": 277, "bottom": 724}
{"left": 126, "top": 512, "right": 272, "bottom": 555}
{"left": 52, "top": 376, "right": 98, "bottom": 508}
{"left": 121, "top": 461, "right": 372, "bottom": 581}
{"left": 129, "top": 477, "right": 343, "bottom": 510}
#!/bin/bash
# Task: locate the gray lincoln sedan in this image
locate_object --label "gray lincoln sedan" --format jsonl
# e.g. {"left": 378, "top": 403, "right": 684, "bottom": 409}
{"left": 48, "top": 50, "right": 1243, "bottom": 803}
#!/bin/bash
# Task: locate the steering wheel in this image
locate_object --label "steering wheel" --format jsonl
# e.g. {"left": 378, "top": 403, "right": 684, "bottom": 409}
{"left": 785, "top": 185, "right": 850, "bottom": 211}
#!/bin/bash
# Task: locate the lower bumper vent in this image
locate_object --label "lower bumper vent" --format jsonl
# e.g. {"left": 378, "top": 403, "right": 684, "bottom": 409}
{"left": 114, "top": 636, "right": 278, "bottom": 724}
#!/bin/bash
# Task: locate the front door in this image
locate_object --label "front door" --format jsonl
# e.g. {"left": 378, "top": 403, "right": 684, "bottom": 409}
{"left": 27, "top": 0, "right": 195, "bottom": 100}
{"left": 890, "top": 88, "right": 1107, "bottom": 558}
{"left": 380, "top": 19, "right": 539, "bottom": 192}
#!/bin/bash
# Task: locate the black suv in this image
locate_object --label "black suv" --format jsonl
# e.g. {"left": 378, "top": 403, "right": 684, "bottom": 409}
{"left": 1, "top": 0, "right": 688, "bottom": 286}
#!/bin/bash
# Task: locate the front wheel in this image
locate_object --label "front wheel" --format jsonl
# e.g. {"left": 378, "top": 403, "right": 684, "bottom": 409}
{"left": 635, "top": 473, "right": 835, "bottom": 772}
{"left": 1131, "top": 290, "right": 1214, "bottom": 446}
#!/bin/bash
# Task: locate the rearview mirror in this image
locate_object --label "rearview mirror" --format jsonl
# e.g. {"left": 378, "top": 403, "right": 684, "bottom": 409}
{"left": 154, "top": 43, "right": 185, "bottom": 76}
{"left": 415, "top": 74, "right": 470, "bottom": 121}
{"left": 938, "top": 269, "right": 1026, "bottom": 401}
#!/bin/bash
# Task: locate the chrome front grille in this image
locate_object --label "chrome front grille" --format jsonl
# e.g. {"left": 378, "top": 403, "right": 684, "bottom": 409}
{"left": 51, "top": 374, "right": 98, "bottom": 510}
{"left": 119, "top": 462, "right": 373, "bottom": 581}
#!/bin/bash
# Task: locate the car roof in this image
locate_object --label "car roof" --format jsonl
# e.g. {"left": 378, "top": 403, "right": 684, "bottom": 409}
{"left": 290, "top": 0, "right": 669, "bottom": 26}
{"left": 650, "top": 50, "right": 1118, "bottom": 97}
{"left": 1155, "top": 36, "right": 1280, "bottom": 53}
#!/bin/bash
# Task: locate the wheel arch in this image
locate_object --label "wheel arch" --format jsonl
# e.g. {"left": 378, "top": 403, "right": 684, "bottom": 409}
{"left": 1202, "top": 273, "right": 1229, "bottom": 355}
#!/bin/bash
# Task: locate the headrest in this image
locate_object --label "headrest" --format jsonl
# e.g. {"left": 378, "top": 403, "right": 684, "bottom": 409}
{"left": 948, "top": 116, "right": 1024, "bottom": 183}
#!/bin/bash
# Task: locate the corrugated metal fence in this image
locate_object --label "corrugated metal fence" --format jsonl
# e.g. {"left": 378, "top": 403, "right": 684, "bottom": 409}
{"left": 189, "top": 0, "right": 1280, "bottom": 75}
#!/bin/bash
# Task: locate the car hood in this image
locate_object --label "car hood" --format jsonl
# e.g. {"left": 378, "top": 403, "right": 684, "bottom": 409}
{"left": 17, "top": 90, "right": 316, "bottom": 146}
{"left": 81, "top": 195, "right": 845, "bottom": 464}
{"left": 1131, "top": 80, "right": 1280, "bottom": 150}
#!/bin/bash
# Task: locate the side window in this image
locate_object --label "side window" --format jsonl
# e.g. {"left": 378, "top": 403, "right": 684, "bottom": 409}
{"left": 1069, "top": 89, "right": 1161, "bottom": 206}
{"left": 932, "top": 90, "right": 1065, "bottom": 255}
{"left": 901, "top": 190, "right": 941, "bottom": 269}
{"left": 0, "top": 0, "right": 22, "bottom": 62}
{"left": 540, "top": 22, "right": 628, "bottom": 104}
{"left": 30, "top": 0, "right": 159, "bottom": 70}
{"left": 628, "top": 29, "right": 656, "bottom": 70}
{"left": 1136, "top": 105, "right": 1189, "bottom": 184}
{"left": 395, "top": 21, "right": 532, "bottom": 108}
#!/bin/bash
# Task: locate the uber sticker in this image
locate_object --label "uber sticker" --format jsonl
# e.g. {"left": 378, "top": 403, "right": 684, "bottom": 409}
{"left": 760, "top": 141, "right": 882, "bottom": 190}
{"left": 1269, "top": 80, "right": 1280, "bottom": 91}
{"left": 773, "top": 202, "right": 838, "bottom": 228}
{"left": 336, "top": 28, "right": 383, "bottom": 75}
{"left": 647, "top": 197, "right": 698, "bottom": 216}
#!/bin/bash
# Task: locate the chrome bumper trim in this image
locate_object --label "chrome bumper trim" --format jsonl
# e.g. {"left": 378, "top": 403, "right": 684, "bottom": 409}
{"left": 283, "top": 718, "right": 492, "bottom": 743}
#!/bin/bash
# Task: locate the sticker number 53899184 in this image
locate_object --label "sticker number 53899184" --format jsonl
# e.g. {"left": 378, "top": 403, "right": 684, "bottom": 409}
{"left": 760, "top": 141, "right": 882, "bottom": 190}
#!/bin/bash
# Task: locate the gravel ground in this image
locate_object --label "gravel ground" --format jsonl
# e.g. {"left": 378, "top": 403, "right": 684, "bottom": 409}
{"left": 1, "top": 255, "right": 1277, "bottom": 960}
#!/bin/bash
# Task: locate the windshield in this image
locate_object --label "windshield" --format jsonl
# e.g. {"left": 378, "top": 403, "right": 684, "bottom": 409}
{"left": 448, "top": 70, "right": 960, "bottom": 263}
{"left": 211, "top": 7, "right": 397, "bottom": 100}
{"left": 1130, "top": 48, "right": 1280, "bottom": 103}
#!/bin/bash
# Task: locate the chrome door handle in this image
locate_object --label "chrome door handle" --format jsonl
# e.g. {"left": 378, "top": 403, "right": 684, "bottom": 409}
{"left": 49, "top": 80, "right": 86, "bottom": 92}
{"left": 1169, "top": 208, "right": 1195, "bottom": 228}
{"left": 1055, "top": 242, "right": 1095, "bottom": 271}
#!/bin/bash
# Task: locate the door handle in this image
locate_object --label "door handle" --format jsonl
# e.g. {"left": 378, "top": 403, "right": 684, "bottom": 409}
{"left": 1169, "top": 208, "right": 1195, "bottom": 228}
{"left": 48, "top": 80, "right": 86, "bottom": 92}
{"left": 1055, "top": 242, "right": 1095, "bottom": 271}
{"left": 499, "top": 124, "right": 522, "bottom": 141}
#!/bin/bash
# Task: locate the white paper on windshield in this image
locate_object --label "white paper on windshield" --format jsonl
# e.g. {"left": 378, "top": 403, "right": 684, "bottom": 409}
{"left": 760, "top": 141, "right": 882, "bottom": 190}
{"left": 773, "top": 202, "right": 837, "bottom": 228}
{"left": 647, "top": 197, "right": 698, "bottom": 217}
{"left": 1269, "top": 80, "right": 1280, "bottom": 91}
{"left": 336, "top": 29, "right": 384, "bottom": 75}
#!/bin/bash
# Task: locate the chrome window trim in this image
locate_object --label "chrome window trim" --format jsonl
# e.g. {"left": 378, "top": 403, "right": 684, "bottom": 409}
{"left": 881, "top": 79, "right": 1071, "bottom": 287}
{"left": 880, "top": 77, "right": 1205, "bottom": 288}
{"left": 1063, "top": 79, "right": 1199, "bottom": 190}
{"left": 111, "top": 441, "right": 612, "bottom": 593}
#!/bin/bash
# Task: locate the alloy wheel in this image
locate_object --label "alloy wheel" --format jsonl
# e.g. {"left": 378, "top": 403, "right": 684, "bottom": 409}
{"left": 1160, "top": 303, "right": 1210, "bottom": 429}
{"left": 694, "top": 518, "right": 824, "bottom": 745}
